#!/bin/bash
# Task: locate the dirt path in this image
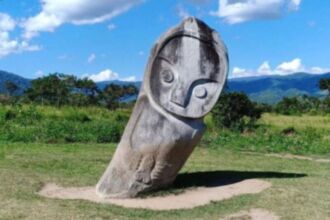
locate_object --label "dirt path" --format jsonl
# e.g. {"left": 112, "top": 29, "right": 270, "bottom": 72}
{"left": 220, "top": 208, "right": 279, "bottom": 220}
{"left": 266, "top": 153, "right": 330, "bottom": 163}
{"left": 38, "top": 179, "right": 271, "bottom": 210}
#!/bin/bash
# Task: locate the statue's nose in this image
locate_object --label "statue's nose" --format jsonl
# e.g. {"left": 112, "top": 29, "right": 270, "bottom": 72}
{"left": 171, "top": 87, "right": 188, "bottom": 107}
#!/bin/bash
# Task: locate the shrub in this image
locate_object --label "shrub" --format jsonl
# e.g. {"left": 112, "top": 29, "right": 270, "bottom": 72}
{"left": 17, "top": 105, "right": 42, "bottom": 125}
{"left": 5, "top": 110, "right": 17, "bottom": 121}
{"left": 96, "top": 122, "right": 125, "bottom": 143}
{"left": 212, "top": 92, "right": 262, "bottom": 132}
{"left": 0, "top": 95, "right": 13, "bottom": 105}
{"left": 64, "top": 111, "right": 91, "bottom": 123}
{"left": 0, "top": 104, "right": 129, "bottom": 143}
{"left": 275, "top": 96, "right": 322, "bottom": 115}
{"left": 281, "top": 127, "right": 296, "bottom": 136}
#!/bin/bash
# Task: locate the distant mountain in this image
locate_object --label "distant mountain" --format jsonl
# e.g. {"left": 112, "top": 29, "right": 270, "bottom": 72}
{"left": 0, "top": 70, "right": 30, "bottom": 95}
{"left": 227, "top": 72, "right": 330, "bottom": 104}
{"left": 97, "top": 72, "right": 330, "bottom": 104}
{"left": 1, "top": 71, "right": 329, "bottom": 104}
{"left": 97, "top": 80, "right": 141, "bottom": 90}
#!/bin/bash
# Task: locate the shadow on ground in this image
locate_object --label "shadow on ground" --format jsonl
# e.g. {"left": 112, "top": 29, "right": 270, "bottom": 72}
{"left": 173, "top": 170, "right": 307, "bottom": 189}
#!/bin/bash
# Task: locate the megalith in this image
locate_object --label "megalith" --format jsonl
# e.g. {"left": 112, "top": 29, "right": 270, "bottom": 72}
{"left": 96, "top": 17, "right": 228, "bottom": 198}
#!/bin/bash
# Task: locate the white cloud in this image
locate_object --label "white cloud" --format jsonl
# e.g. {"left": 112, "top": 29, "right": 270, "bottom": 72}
{"left": 107, "top": 24, "right": 116, "bottom": 31}
{"left": 121, "top": 76, "right": 136, "bottom": 82}
{"left": 310, "top": 67, "right": 330, "bottom": 74}
{"left": 0, "top": 13, "right": 40, "bottom": 58}
{"left": 275, "top": 58, "right": 303, "bottom": 73}
{"left": 35, "top": 70, "right": 44, "bottom": 77}
{"left": 87, "top": 53, "right": 96, "bottom": 63}
{"left": 232, "top": 67, "right": 248, "bottom": 78}
{"left": 86, "top": 69, "right": 138, "bottom": 82}
{"left": 88, "top": 69, "right": 119, "bottom": 82}
{"left": 212, "top": 0, "right": 302, "bottom": 24}
{"left": 0, "top": 13, "right": 16, "bottom": 31}
{"left": 231, "top": 58, "right": 329, "bottom": 78}
{"left": 22, "top": 0, "right": 142, "bottom": 39}
{"left": 257, "top": 61, "right": 272, "bottom": 75}
{"left": 288, "top": 0, "right": 301, "bottom": 10}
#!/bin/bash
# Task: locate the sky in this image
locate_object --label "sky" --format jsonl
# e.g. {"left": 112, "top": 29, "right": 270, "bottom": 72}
{"left": 0, "top": 0, "right": 329, "bottom": 81}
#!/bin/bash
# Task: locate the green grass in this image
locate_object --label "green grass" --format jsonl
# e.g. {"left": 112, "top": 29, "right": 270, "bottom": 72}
{"left": 0, "top": 109, "right": 329, "bottom": 219}
{"left": 1, "top": 104, "right": 329, "bottom": 155}
{"left": 0, "top": 142, "right": 329, "bottom": 220}
{"left": 261, "top": 113, "right": 330, "bottom": 130}
{"left": 203, "top": 113, "right": 330, "bottom": 155}
{"left": 0, "top": 105, "right": 129, "bottom": 143}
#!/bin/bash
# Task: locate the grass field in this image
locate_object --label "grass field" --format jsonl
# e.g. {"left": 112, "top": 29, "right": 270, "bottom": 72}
{"left": 0, "top": 142, "right": 329, "bottom": 220}
{"left": 1, "top": 104, "right": 329, "bottom": 155}
{"left": 203, "top": 113, "right": 330, "bottom": 155}
{"left": 0, "top": 105, "right": 129, "bottom": 143}
{"left": 0, "top": 105, "right": 329, "bottom": 219}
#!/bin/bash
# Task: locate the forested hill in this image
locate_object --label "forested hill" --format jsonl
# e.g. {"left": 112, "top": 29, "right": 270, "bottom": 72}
{"left": 0, "top": 70, "right": 329, "bottom": 104}
{"left": 227, "top": 72, "right": 330, "bottom": 104}
{"left": 0, "top": 70, "right": 30, "bottom": 95}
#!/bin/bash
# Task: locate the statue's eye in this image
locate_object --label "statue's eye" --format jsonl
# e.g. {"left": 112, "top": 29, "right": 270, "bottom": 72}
{"left": 161, "top": 69, "right": 174, "bottom": 83}
{"left": 194, "top": 86, "right": 207, "bottom": 99}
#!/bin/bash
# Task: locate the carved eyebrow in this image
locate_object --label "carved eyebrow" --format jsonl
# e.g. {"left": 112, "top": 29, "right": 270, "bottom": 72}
{"left": 191, "top": 78, "right": 217, "bottom": 87}
{"left": 181, "top": 78, "right": 217, "bottom": 106}
{"left": 157, "top": 55, "right": 174, "bottom": 65}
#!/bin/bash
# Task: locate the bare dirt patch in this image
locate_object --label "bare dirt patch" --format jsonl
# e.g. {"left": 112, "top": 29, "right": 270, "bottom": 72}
{"left": 220, "top": 208, "right": 279, "bottom": 220}
{"left": 266, "top": 153, "right": 330, "bottom": 163}
{"left": 38, "top": 179, "right": 271, "bottom": 210}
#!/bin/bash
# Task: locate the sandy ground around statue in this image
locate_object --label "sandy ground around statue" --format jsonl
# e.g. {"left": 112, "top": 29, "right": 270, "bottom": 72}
{"left": 220, "top": 208, "right": 279, "bottom": 220}
{"left": 38, "top": 179, "right": 271, "bottom": 211}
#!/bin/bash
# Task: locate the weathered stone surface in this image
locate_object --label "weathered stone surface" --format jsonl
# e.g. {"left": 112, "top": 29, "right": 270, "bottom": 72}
{"left": 96, "top": 17, "right": 228, "bottom": 198}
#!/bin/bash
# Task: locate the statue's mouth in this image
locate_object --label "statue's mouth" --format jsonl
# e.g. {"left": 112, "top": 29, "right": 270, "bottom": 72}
{"left": 170, "top": 99, "right": 186, "bottom": 108}
{"left": 167, "top": 101, "right": 186, "bottom": 111}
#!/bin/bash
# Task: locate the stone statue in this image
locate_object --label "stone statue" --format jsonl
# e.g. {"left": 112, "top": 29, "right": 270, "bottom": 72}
{"left": 96, "top": 17, "right": 228, "bottom": 198}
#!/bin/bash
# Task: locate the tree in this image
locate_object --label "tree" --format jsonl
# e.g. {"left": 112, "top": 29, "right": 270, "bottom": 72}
{"left": 100, "top": 84, "right": 138, "bottom": 110}
{"left": 5, "top": 81, "right": 18, "bottom": 96}
{"left": 23, "top": 73, "right": 139, "bottom": 108}
{"left": 275, "top": 96, "right": 322, "bottom": 115}
{"left": 25, "top": 73, "right": 74, "bottom": 107}
{"left": 101, "top": 84, "right": 123, "bottom": 110}
{"left": 319, "top": 78, "right": 330, "bottom": 97}
{"left": 212, "top": 92, "right": 262, "bottom": 132}
{"left": 74, "top": 77, "right": 100, "bottom": 105}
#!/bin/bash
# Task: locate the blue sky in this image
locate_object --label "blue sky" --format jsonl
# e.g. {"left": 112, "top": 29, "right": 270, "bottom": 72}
{"left": 0, "top": 0, "right": 329, "bottom": 81}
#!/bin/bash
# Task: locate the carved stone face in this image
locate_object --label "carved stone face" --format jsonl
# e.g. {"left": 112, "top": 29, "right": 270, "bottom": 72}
{"left": 149, "top": 19, "right": 227, "bottom": 118}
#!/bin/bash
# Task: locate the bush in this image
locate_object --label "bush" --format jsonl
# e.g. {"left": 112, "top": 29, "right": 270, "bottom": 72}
{"left": 0, "top": 105, "right": 128, "bottom": 144}
{"left": 281, "top": 127, "right": 296, "bottom": 136}
{"left": 64, "top": 111, "right": 91, "bottom": 123}
{"left": 5, "top": 110, "right": 17, "bottom": 121}
{"left": 212, "top": 92, "right": 262, "bottom": 132}
{"left": 275, "top": 96, "right": 323, "bottom": 115}
{"left": 96, "top": 122, "right": 124, "bottom": 143}
{"left": 0, "top": 95, "right": 13, "bottom": 105}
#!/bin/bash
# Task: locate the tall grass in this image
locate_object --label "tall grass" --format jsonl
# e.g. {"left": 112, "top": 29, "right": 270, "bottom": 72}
{"left": 1, "top": 104, "right": 329, "bottom": 155}
{"left": 260, "top": 113, "right": 330, "bottom": 130}
{"left": 203, "top": 113, "right": 330, "bottom": 155}
{"left": 0, "top": 104, "right": 129, "bottom": 143}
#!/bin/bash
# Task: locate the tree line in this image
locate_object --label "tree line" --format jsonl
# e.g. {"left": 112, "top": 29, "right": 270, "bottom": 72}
{"left": 212, "top": 78, "right": 329, "bottom": 131}
{"left": 1, "top": 74, "right": 329, "bottom": 132}
{"left": 1, "top": 73, "right": 139, "bottom": 109}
